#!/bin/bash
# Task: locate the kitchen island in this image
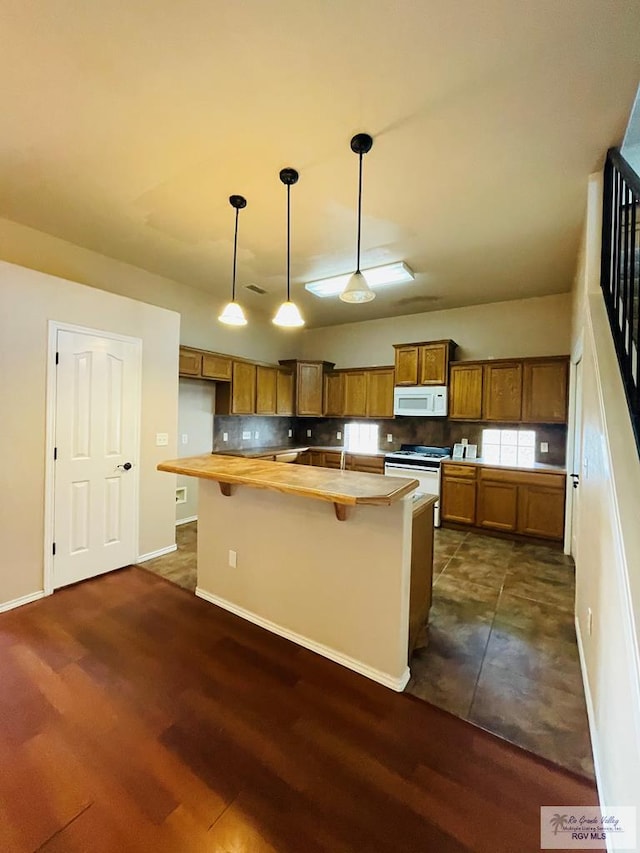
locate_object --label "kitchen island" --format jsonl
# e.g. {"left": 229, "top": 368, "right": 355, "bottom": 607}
{"left": 158, "top": 454, "right": 432, "bottom": 690}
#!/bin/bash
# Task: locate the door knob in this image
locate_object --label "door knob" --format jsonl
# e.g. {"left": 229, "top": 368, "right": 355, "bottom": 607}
{"left": 117, "top": 462, "right": 133, "bottom": 471}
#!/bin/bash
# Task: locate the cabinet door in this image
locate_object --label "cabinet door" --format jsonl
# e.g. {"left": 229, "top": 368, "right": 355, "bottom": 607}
{"left": 518, "top": 484, "right": 565, "bottom": 540}
{"left": 440, "top": 477, "right": 476, "bottom": 524}
{"left": 276, "top": 370, "right": 294, "bottom": 415}
{"left": 297, "top": 363, "right": 324, "bottom": 416}
{"left": 324, "top": 372, "right": 345, "bottom": 417}
{"left": 179, "top": 347, "right": 202, "bottom": 377}
{"left": 394, "top": 346, "right": 419, "bottom": 385}
{"left": 201, "top": 353, "right": 232, "bottom": 381}
{"left": 477, "top": 481, "right": 518, "bottom": 531}
{"left": 343, "top": 371, "right": 368, "bottom": 417}
{"left": 323, "top": 452, "right": 342, "bottom": 469}
{"left": 255, "top": 366, "right": 277, "bottom": 415}
{"left": 449, "top": 364, "right": 483, "bottom": 420}
{"left": 310, "top": 451, "right": 325, "bottom": 467}
{"left": 296, "top": 451, "right": 311, "bottom": 465}
{"left": 366, "top": 369, "right": 394, "bottom": 418}
{"left": 482, "top": 362, "right": 522, "bottom": 421}
{"left": 419, "top": 343, "right": 447, "bottom": 385}
{"left": 231, "top": 361, "right": 256, "bottom": 414}
{"left": 349, "top": 455, "right": 385, "bottom": 474}
{"left": 522, "top": 359, "right": 568, "bottom": 424}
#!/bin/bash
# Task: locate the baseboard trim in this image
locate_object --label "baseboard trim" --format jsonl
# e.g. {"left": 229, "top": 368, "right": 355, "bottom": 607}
{"left": 195, "top": 587, "right": 410, "bottom": 692}
{"left": 0, "top": 590, "right": 45, "bottom": 614}
{"left": 136, "top": 544, "right": 177, "bottom": 563}
{"left": 575, "top": 615, "right": 607, "bottom": 835}
{"left": 176, "top": 515, "right": 197, "bottom": 526}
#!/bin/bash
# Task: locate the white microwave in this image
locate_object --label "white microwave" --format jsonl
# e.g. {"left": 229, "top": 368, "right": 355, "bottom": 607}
{"left": 393, "top": 385, "right": 448, "bottom": 417}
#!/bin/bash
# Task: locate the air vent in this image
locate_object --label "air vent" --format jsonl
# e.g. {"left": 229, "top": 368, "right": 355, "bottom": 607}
{"left": 244, "top": 284, "right": 267, "bottom": 295}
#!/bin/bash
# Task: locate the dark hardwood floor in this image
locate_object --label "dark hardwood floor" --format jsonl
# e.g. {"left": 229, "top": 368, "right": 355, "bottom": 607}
{"left": 0, "top": 567, "right": 597, "bottom": 852}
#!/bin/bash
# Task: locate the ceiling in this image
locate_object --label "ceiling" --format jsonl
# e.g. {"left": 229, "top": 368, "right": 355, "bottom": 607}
{"left": 1, "top": 1, "right": 639, "bottom": 328}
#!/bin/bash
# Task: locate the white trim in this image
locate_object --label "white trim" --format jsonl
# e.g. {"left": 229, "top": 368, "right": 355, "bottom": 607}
{"left": 574, "top": 616, "right": 607, "bottom": 835}
{"left": 0, "top": 591, "right": 45, "bottom": 614}
{"left": 44, "top": 321, "right": 143, "bottom": 594}
{"left": 195, "top": 587, "right": 411, "bottom": 692}
{"left": 136, "top": 544, "right": 177, "bottom": 563}
{"left": 176, "top": 515, "right": 197, "bottom": 526}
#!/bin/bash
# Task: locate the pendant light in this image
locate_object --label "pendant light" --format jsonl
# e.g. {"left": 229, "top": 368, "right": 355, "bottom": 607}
{"left": 273, "top": 167, "right": 305, "bottom": 328}
{"left": 340, "top": 132, "right": 375, "bottom": 303}
{"left": 218, "top": 194, "right": 248, "bottom": 326}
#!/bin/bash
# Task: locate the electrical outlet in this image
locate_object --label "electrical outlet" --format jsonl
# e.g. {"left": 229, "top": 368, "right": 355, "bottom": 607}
{"left": 288, "top": 429, "right": 293, "bottom": 438}
{"left": 228, "top": 549, "right": 237, "bottom": 569}
{"left": 254, "top": 431, "right": 259, "bottom": 440}
{"left": 461, "top": 438, "right": 468, "bottom": 446}
{"left": 223, "top": 432, "right": 228, "bottom": 442}
{"left": 156, "top": 432, "right": 169, "bottom": 446}
{"left": 337, "top": 431, "right": 342, "bottom": 440}
{"left": 242, "top": 431, "right": 251, "bottom": 440}
{"left": 540, "top": 442, "right": 549, "bottom": 453}
{"left": 181, "top": 434, "right": 188, "bottom": 445}
{"left": 306, "top": 429, "right": 312, "bottom": 438}
{"left": 387, "top": 434, "right": 393, "bottom": 443}
{"left": 587, "top": 607, "right": 593, "bottom": 636}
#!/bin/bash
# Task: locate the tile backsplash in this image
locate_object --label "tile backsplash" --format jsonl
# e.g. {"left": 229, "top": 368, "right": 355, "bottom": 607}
{"left": 212, "top": 414, "right": 567, "bottom": 466}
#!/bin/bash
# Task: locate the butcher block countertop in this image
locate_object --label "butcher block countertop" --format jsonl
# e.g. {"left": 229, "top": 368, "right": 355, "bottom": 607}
{"left": 158, "top": 454, "right": 418, "bottom": 516}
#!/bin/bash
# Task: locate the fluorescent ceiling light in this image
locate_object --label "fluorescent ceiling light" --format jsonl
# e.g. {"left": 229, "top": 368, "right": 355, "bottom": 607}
{"left": 305, "top": 261, "right": 415, "bottom": 298}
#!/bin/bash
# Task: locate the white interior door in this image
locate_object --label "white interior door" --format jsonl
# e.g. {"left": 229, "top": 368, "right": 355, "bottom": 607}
{"left": 570, "top": 357, "right": 583, "bottom": 558}
{"left": 53, "top": 329, "right": 141, "bottom": 589}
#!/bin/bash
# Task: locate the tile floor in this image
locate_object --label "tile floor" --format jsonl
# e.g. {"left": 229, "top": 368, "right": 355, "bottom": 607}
{"left": 140, "top": 521, "right": 594, "bottom": 778}
{"left": 407, "top": 527, "right": 594, "bottom": 779}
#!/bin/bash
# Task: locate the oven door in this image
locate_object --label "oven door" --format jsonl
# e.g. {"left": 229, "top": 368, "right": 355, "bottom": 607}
{"left": 384, "top": 462, "right": 442, "bottom": 526}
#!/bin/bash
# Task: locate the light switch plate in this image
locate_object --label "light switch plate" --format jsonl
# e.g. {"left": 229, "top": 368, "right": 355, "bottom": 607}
{"left": 254, "top": 431, "right": 259, "bottom": 440}
{"left": 223, "top": 432, "right": 228, "bottom": 442}
{"left": 387, "top": 434, "right": 393, "bottom": 442}
{"left": 306, "top": 429, "right": 312, "bottom": 438}
{"left": 228, "top": 549, "right": 237, "bottom": 569}
{"left": 461, "top": 438, "right": 468, "bottom": 446}
{"left": 540, "top": 442, "right": 549, "bottom": 453}
{"left": 288, "top": 429, "right": 293, "bottom": 438}
{"left": 242, "top": 431, "right": 251, "bottom": 440}
{"left": 337, "top": 431, "right": 342, "bottom": 440}
{"left": 181, "top": 434, "right": 188, "bottom": 445}
{"left": 156, "top": 432, "right": 169, "bottom": 446}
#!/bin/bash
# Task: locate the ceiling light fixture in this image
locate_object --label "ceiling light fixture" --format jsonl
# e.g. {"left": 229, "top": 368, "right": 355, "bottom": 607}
{"left": 218, "top": 195, "right": 248, "bottom": 326}
{"left": 305, "top": 261, "right": 415, "bottom": 298}
{"left": 341, "top": 132, "right": 375, "bottom": 304}
{"left": 273, "top": 168, "right": 305, "bottom": 328}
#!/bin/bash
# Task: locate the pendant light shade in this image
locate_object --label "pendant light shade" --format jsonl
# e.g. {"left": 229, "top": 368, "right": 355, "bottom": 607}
{"left": 218, "top": 194, "right": 248, "bottom": 326}
{"left": 273, "top": 168, "right": 305, "bottom": 328}
{"left": 340, "top": 133, "right": 375, "bottom": 304}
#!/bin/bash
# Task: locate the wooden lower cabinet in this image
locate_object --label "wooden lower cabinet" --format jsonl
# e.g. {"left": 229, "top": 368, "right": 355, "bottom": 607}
{"left": 441, "top": 463, "right": 565, "bottom": 541}
{"left": 441, "top": 476, "right": 477, "bottom": 525}
{"left": 518, "top": 484, "right": 565, "bottom": 540}
{"left": 477, "top": 481, "right": 518, "bottom": 532}
{"left": 348, "top": 455, "right": 385, "bottom": 474}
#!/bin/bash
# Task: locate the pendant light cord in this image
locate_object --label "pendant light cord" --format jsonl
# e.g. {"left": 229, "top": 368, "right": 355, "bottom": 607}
{"left": 232, "top": 207, "right": 239, "bottom": 301}
{"left": 286, "top": 183, "right": 291, "bottom": 301}
{"left": 356, "top": 151, "right": 363, "bottom": 273}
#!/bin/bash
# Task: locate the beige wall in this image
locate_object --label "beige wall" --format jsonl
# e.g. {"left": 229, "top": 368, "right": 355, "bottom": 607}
{"left": 0, "top": 260, "right": 180, "bottom": 606}
{"left": 570, "top": 174, "right": 640, "bottom": 816}
{"left": 196, "top": 481, "right": 412, "bottom": 688}
{"left": 286, "top": 293, "right": 572, "bottom": 367}
{"left": 0, "top": 217, "right": 286, "bottom": 363}
{"left": 176, "top": 379, "right": 216, "bottom": 522}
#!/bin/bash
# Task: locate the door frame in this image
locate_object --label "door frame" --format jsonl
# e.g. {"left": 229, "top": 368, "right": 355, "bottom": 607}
{"left": 564, "top": 333, "right": 584, "bottom": 556}
{"left": 44, "top": 321, "right": 143, "bottom": 595}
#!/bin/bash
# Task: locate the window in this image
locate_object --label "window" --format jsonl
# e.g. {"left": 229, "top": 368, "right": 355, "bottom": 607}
{"left": 482, "top": 429, "right": 535, "bottom": 466}
{"left": 344, "top": 423, "right": 379, "bottom": 453}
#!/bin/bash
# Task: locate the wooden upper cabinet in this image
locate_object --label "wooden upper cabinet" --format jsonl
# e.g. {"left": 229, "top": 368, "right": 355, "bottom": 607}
{"left": 522, "top": 358, "right": 569, "bottom": 423}
{"left": 201, "top": 353, "right": 232, "bottom": 381}
{"left": 419, "top": 343, "right": 450, "bottom": 385}
{"left": 179, "top": 347, "right": 202, "bottom": 377}
{"left": 366, "top": 368, "right": 395, "bottom": 418}
{"left": 394, "top": 346, "right": 419, "bottom": 385}
{"left": 343, "top": 371, "right": 368, "bottom": 417}
{"left": 231, "top": 361, "right": 256, "bottom": 414}
{"left": 276, "top": 370, "right": 294, "bottom": 415}
{"left": 482, "top": 362, "right": 523, "bottom": 422}
{"left": 449, "top": 363, "right": 483, "bottom": 420}
{"left": 296, "top": 362, "right": 325, "bottom": 416}
{"left": 324, "top": 372, "right": 345, "bottom": 417}
{"left": 256, "top": 366, "right": 277, "bottom": 415}
{"left": 393, "top": 340, "right": 456, "bottom": 386}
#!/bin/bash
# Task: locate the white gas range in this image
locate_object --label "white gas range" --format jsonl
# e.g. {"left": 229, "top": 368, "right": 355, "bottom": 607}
{"left": 384, "top": 445, "right": 451, "bottom": 526}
